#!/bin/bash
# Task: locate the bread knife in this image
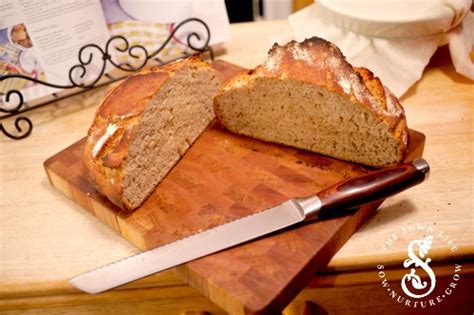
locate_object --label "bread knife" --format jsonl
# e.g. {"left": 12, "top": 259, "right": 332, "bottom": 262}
{"left": 70, "top": 158, "right": 430, "bottom": 294}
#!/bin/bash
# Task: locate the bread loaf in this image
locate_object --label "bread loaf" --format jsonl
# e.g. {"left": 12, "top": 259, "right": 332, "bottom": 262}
{"left": 214, "top": 37, "right": 408, "bottom": 168}
{"left": 83, "top": 56, "right": 220, "bottom": 211}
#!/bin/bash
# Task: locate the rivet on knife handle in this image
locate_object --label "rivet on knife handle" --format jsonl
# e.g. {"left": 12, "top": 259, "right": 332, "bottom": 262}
{"left": 293, "top": 158, "right": 430, "bottom": 221}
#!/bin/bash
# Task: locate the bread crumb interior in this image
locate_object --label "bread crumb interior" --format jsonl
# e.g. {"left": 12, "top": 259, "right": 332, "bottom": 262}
{"left": 217, "top": 77, "right": 401, "bottom": 168}
{"left": 123, "top": 65, "right": 219, "bottom": 208}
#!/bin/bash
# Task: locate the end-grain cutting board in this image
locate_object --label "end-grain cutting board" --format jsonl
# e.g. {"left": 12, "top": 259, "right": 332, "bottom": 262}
{"left": 44, "top": 60, "right": 425, "bottom": 314}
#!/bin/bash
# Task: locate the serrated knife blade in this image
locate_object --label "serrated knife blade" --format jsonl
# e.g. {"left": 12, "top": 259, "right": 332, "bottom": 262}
{"left": 69, "top": 158, "right": 429, "bottom": 294}
{"left": 70, "top": 200, "right": 304, "bottom": 294}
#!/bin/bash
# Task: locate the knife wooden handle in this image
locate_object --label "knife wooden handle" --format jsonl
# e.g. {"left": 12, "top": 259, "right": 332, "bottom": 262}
{"left": 298, "top": 158, "right": 430, "bottom": 221}
{"left": 313, "top": 158, "right": 430, "bottom": 219}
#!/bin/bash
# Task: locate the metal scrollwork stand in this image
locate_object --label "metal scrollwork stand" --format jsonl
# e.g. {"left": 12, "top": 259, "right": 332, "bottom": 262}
{"left": 0, "top": 18, "right": 213, "bottom": 140}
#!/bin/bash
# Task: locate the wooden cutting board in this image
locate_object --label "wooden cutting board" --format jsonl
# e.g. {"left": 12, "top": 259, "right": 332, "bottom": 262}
{"left": 44, "top": 60, "right": 425, "bottom": 314}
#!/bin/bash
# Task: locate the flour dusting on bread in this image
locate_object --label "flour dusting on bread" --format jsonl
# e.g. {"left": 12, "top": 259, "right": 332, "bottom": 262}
{"left": 92, "top": 123, "right": 119, "bottom": 158}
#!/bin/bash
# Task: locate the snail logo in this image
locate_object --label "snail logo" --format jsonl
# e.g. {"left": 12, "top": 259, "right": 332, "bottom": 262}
{"left": 401, "top": 235, "right": 436, "bottom": 298}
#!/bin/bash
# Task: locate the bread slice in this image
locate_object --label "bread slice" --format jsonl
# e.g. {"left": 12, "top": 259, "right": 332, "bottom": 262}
{"left": 214, "top": 37, "right": 408, "bottom": 168}
{"left": 83, "top": 56, "right": 220, "bottom": 211}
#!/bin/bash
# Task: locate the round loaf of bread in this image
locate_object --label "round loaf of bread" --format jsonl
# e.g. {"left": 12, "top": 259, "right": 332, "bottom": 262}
{"left": 214, "top": 37, "right": 408, "bottom": 168}
{"left": 83, "top": 56, "right": 220, "bottom": 211}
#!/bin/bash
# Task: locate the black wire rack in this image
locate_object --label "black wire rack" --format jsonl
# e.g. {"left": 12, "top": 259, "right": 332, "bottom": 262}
{"left": 0, "top": 18, "right": 214, "bottom": 140}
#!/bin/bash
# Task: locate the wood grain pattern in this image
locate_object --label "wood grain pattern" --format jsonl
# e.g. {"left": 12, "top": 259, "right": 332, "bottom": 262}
{"left": 43, "top": 61, "right": 425, "bottom": 314}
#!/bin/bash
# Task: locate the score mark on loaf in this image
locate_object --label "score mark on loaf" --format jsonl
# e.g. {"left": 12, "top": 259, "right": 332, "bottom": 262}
{"left": 83, "top": 37, "right": 409, "bottom": 212}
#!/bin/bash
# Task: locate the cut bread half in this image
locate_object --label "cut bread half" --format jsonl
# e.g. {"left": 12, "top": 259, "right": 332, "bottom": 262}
{"left": 83, "top": 56, "right": 220, "bottom": 211}
{"left": 214, "top": 37, "right": 408, "bottom": 168}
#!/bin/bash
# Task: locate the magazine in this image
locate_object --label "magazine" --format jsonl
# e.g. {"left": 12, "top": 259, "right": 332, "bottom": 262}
{"left": 0, "top": 0, "right": 230, "bottom": 108}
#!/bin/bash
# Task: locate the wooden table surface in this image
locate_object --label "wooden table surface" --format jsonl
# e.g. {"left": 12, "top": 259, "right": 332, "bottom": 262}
{"left": 1, "top": 20, "right": 473, "bottom": 313}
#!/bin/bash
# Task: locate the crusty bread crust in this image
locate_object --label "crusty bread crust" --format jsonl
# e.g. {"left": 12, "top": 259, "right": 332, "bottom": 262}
{"left": 214, "top": 37, "right": 408, "bottom": 167}
{"left": 353, "top": 66, "right": 408, "bottom": 163}
{"left": 83, "top": 56, "right": 216, "bottom": 210}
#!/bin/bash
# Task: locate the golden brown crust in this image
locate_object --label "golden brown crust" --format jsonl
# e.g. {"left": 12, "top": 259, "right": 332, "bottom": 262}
{"left": 224, "top": 37, "right": 405, "bottom": 128}
{"left": 214, "top": 37, "right": 409, "bottom": 167}
{"left": 83, "top": 55, "right": 213, "bottom": 210}
{"left": 353, "top": 66, "right": 408, "bottom": 162}
{"left": 353, "top": 67, "right": 386, "bottom": 111}
{"left": 97, "top": 72, "right": 169, "bottom": 118}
